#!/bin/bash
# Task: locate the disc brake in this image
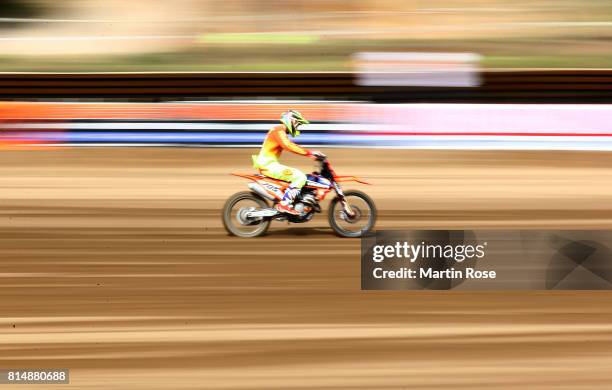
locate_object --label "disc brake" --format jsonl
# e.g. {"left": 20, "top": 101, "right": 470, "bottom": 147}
{"left": 236, "top": 207, "right": 257, "bottom": 225}
{"left": 340, "top": 205, "right": 362, "bottom": 224}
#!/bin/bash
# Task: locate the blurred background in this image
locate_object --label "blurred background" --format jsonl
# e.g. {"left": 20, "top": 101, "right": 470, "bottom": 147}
{"left": 2, "top": 0, "right": 612, "bottom": 71}
{"left": 4, "top": 2, "right": 612, "bottom": 390}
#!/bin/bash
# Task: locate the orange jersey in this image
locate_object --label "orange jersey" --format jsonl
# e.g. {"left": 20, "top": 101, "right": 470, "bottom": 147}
{"left": 256, "top": 125, "right": 310, "bottom": 164}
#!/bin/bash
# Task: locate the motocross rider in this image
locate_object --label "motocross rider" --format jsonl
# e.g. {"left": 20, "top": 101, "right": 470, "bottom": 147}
{"left": 252, "top": 110, "right": 324, "bottom": 215}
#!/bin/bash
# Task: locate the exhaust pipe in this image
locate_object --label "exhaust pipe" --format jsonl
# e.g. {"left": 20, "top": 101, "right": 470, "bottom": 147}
{"left": 248, "top": 183, "right": 276, "bottom": 201}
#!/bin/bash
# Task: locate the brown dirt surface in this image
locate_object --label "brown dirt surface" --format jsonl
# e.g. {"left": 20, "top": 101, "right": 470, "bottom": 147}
{"left": 2, "top": 148, "right": 612, "bottom": 389}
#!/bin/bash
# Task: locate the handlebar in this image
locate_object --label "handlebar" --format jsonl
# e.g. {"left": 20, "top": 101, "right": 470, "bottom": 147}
{"left": 311, "top": 151, "right": 327, "bottom": 161}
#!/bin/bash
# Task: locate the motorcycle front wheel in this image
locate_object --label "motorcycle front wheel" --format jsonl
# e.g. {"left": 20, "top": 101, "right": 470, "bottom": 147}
{"left": 328, "top": 190, "right": 377, "bottom": 238}
{"left": 222, "top": 191, "right": 271, "bottom": 237}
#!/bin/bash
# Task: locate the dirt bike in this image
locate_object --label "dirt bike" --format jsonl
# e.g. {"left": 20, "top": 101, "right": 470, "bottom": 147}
{"left": 222, "top": 156, "right": 376, "bottom": 238}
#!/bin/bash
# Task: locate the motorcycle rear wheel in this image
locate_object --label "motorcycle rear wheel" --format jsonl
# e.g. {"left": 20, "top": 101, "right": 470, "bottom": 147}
{"left": 328, "top": 190, "right": 377, "bottom": 238}
{"left": 222, "top": 191, "right": 271, "bottom": 237}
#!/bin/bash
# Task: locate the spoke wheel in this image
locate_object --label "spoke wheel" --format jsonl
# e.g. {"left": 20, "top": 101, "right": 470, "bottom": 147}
{"left": 328, "top": 190, "right": 377, "bottom": 238}
{"left": 222, "top": 191, "right": 271, "bottom": 237}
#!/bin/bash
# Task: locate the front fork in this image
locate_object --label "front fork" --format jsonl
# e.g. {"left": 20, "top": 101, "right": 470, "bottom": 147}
{"left": 333, "top": 182, "right": 356, "bottom": 218}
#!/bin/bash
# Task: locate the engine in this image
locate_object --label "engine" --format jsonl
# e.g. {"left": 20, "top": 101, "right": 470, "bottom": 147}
{"left": 300, "top": 193, "right": 318, "bottom": 206}
{"left": 293, "top": 193, "right": 319, "bottom": 214}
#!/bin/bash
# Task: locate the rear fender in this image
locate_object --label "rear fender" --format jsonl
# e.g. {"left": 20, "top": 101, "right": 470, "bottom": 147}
{"left": 231, "top": 173, "right": 262, "bottom": 182}
{"left": 231, "top": 173, "right": 286, "bottom": 200}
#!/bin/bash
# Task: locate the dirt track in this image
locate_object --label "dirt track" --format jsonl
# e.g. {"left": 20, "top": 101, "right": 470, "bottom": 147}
{"left": 2, "top": 148, "right": 612, "bottom": 389}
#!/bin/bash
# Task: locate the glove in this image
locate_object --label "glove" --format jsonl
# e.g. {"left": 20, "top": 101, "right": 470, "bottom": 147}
{"left": 310, "top": 150, "right": 327, "bottom": 161}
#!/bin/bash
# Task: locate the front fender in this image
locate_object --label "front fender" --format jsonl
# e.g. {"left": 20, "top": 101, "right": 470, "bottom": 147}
{"left": 334, "top": 176, "right": 371, "bottom": 185}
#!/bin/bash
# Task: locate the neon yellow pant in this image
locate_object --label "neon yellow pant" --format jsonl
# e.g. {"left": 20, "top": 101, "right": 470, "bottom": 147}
{"left": 259, "top": 161, "right": 307, "bottom": 189}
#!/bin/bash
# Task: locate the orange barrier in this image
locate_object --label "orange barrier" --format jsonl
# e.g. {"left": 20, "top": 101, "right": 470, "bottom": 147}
{"left": 0, "top": 101, "right": 355, "bottom": 121}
